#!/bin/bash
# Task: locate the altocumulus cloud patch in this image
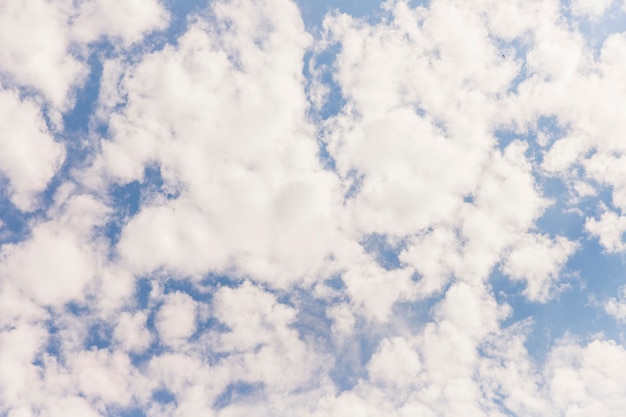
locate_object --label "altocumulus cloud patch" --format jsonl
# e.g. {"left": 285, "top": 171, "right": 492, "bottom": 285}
{"left": 3, "top": 0, "right": 626, "bottom": 415}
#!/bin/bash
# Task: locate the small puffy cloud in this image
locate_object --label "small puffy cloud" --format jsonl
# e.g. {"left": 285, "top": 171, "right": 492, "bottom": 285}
{"left": 400, "top": 227, "right": 458, "bottom": 297}
{"left": 502, "top": 233, "right": 578, "bottom": 302}
{"left": 52, "top": 192, "right": 111, "bottom": 236}
{"left": 585, "top": 209, "right": 626, "bottom": 253}
{"left": 542, "top": 133, "right": 591, "bottom": 174}
{"left": 0, "top": 0, "right": 87, "bottom": 109}
{"left": 0, "top": 88, "right": 65, "bottom": 211}
{"left": 0, "top": 324, "right": 47, "bottom": 407}
{"left": 604, "top": 286, "right": 626, "bottom": 322}
{"left": 342, "top": 260, "right": 414, "bottom": 321}
{"left": 113, "top": 311, "right": 152, "bottom": 353}
{"left": 457, "top": 141, "right": 550, "bottom": 282}
{"left": 547, "top": 339, "right": 626, "bottom": 416}
{"left": 367, "top": 337, "right": 422, "bottom": 388}
{"left": 156, "top": 292, "right": 197, "bottom": 347}
{"left": 69, "top": 349, "right": 137, "bottom": 406}
{"left": 0, "top": 222, "right": 97, "bottom": 306}
{"left": 211, "top": 282, "right": 315, "bottom": 391}
{"left": 327, "top": 303, "right": 355, "bottom": 337}
{"left": 72, "top": 0, "right": 169, "bottom": 46}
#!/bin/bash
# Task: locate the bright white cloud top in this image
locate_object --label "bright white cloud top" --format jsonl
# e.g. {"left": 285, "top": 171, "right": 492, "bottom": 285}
{"left": 1, "top": 0, "right": 626, "bottom": 415}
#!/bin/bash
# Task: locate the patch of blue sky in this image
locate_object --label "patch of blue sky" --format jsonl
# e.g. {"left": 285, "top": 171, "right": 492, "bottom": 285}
{"left": 109, "top": 409, "right": 143, "bottom": 417}
{"left": 134, "top": 277, "right": 153, "bottom": 310}
{"left": 103, "top": 180, "right": 142, "bottom": 246}
{"left": 162, "top": 277, "right": 213, "bottom": 302}
{"left": 161, "top": 277, "right": 233, "bottom": 345}
{"left": 495, "top": 114, "right": 591, "bottom": 242}
{"left": 35, "top": 316, "right": 61, "bottom": 366}
{"left": 152, "top": 388, "right": 176, "bottom": 405}
{"left": 393, "top": 295, "right": 439, "bottom": 333}
{"left": 536, "top": 182, "right": 612, "bottom": 239}
{"left": 291, "top": 289, "right": 336, "bottom": 343}
{"left": 329, "top": 319, "right": 383, "bottom": 391}
{"left": 118, "top": 0, "right": 207, "bottom": 59}
{"left": 360, "top": 233, "right": 407, "bottom": 270}
{"left": 129, "top": 275, "right": 231, "bottom": 367}
{"left": 492, "top": 237, "right": 626, "bottom": 363}
{"left": 62, "top": 301, "right": 116, "bottom": 350}
{"left": 324, "top": 275, "right": 347, "bottom": 291}
{"left": 303, "top": 45, "right": 344, "bottom": 169}
{"left": 491, "top": 37, "right": 533, "bottom": 95}
{"left": 316, "top": 138, "right": 338, "bottom": 171}
{"left": 163, "top": 0, "right": 208, "bottom": 32}
{"left": 1, "top": 1, "right": 201, "bottom": 250}
{"left": 198, "top": 272, "right": 243, "bottom": 289}
{"left": 304, "top": 45, "right": 342, "bottom": 105}
{"left": 127, "top": 311, "right": 165, "bottom": 367}
{"left": 564, "top": 1, "right": 626, "bottom": 56}
{"left": 213, "top": 381, "right": 264, "bottom": 409}
{"left": 340, "top": 170, "right": 364, "bottom": 201}
{"left": 494, "top": 115, "right": 564, "bottom": 153}
{"left": 284, "top": 284, "right": 409, "bottom": 392}
{"left": 300, "top": 0, "right": 432, "bottom": 30}
{"left": 502, "top": 187, "right": 624, "bottom": 355}
{"left": 83, "top": 320, "right": 115, "bottom": 350}
{"left": 63, "top": 42, "right": 112, "bottom": 134}
{"left": 104, "top": 164, "right": 178, "bottom": 248}
{"left": 0, "top": 190, "right": 31, "bottom": 244}
{"left": 114, "top": 408, "right": 147, "bottom": 417}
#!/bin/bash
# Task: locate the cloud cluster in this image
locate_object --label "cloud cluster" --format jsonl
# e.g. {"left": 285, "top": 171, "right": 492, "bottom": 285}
{"left": 0, "top": 0, "right": 168, "bottom": 111}
{"left": 2, "top": 0, "right": 626, "bottom": 416}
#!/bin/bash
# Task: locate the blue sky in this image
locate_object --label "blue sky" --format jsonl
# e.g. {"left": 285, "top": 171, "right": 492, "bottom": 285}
{"left": 2, "top": 0, "right": 626, "bottom": 416}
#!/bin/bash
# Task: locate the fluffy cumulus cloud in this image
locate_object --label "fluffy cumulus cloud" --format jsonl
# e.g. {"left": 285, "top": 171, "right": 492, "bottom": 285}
{"left": 2, "top": 0, "right": 626, "bottom": 415}
{"left": 502, "top": 233, "right": 578, "bottom": 301}
{"left": 0, "top": 0, "right": 168, "bottom": 111}
{"left": 0, "top": 87, "right": 65, "bottom": 211}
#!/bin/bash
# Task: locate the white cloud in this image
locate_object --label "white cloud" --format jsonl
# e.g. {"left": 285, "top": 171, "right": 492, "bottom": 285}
{"left": 5, "top": 0, "right": 626, "bottom": 416}
{"left": 479, "top": 322, "right": 552, "bottom": 416}
{"left": 72, "top": 0, "right": 169, "bottom": 46}
{"left": 0, "top": 221, "right": 97, "bottom": 306}
{"left": 89, "top": 0, "right": 342, "bottom": 288}
{"left": 570, "top": 0, "right": 614, "bottom": 19}
{"left": 399, "top": 227, "right": 458, "bottom": 297}
{"left": 156, "top": 291, "right": 197, "bottom": 347}
{"left": 456, "top": 141, "right": 550, "bottom": 283}
{"left": 113, "top": 311, "right": 152, "bottom": 353}
{"left": 69, "top": 349, "right": 138, "bottom": 407}
{"left": 367, "top": 337, "right": 422, "bottom": 388}
{"left": 0, "top": 87, "right": 65, "bottom": 211}
{"left": 341, "top": 258, "right": 414, "bottom": 321}
{"left": 46, "top": 397, "right": 102, "bottom": 417}
{"left": 0, "top": 0, "right": 86, "bottom": 109}
{"left": 547, "top": 339, "right": 626, "bottom": 416}
{"left": 327, "top": 303, "right": 355, "bottom": 337}
{"left": 211, "top": 282, "right": 316, "bottom": 391}
{"left": 0, "top": 0, "right": 168, "bottom": 110}
{"left": 0, "top": 323, "right": 47, "bottom": 409}
{"left": 585, "top": 209, "right": 626, "bottom": 253}
{"left": 604, "top": 286, "right": 626, "bottom": 322}
{"left": 502, "top": 233, "right": 578, "bottom": 302}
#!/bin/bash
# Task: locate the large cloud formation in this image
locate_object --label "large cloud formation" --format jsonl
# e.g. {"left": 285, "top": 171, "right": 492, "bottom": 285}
{"left": 1, "top": 0, "right": 626, "bottom": 416}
